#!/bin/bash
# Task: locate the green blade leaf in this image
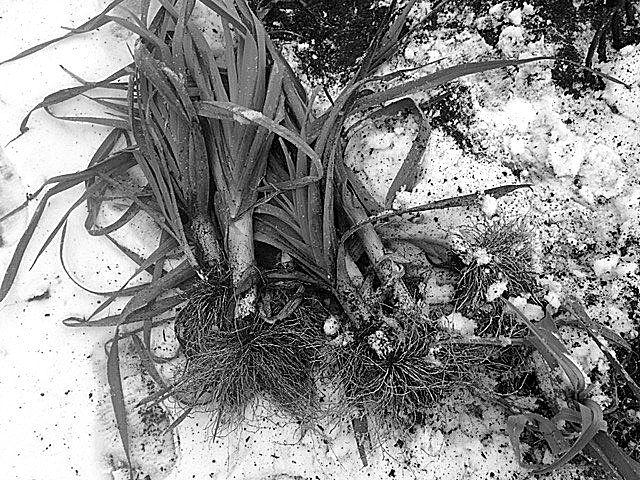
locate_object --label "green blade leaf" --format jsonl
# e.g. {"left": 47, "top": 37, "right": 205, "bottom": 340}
{"left": 64, "top": 295, "right": 184, "bottom": 328}
{"left": 564, "top": 296, "right": 640, "bottom": 402}
{"left": 114, "top": 260, "right": 194, "bottom": 324}
{"left": 107, "top": 331, "right": 134, "bottom": 480}
{"left": 352, "top": 415, "right": 370, "bottom": 467}
{"left": 44, "top": 107, "right": 130, "bottom": 129}
{"left": 15, "top": 65, "right": 131, "bottom": 136}
{"left": 195, "top": 100, "right": 321, "bottom": 168}
{"left": 385, "top": 104, "right": 431, "bottom": 208}
{"left": 505, "top": 300, "right": 586, "bottom": 395}
{"left": 0, "top": 0, "right": 128, "bottom": 65}
{"left": 0, "top": 155, "right": 135, "bottom": 302}
{"left": 84, "top": 238, "right": 187, "bottom": 322}
{"left": 354, "top": 57, "right": 554, "bottom": 110}
{"left": 588, "top": 431, "right": 640, "bottom": 480}
{"left": 507, "top": 412, "right": 568, "bottom": 468}
{"left": 535, "top": 401, "right": 606, "bottom": 475}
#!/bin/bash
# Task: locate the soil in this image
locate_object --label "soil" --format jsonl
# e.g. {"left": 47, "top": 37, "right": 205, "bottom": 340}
{"left": 250, "top": 0, "right": 390, "bottom": 82}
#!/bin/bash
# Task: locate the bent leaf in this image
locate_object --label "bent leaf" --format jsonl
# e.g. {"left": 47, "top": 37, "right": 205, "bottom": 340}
{"left": 107, "top": 331, "right": 134, "bottom": 480}
{"left": 385, "top": 102, "right": 431, "bottom": 208}
{"left": 0, "top": 0, "right": 128, "bottom": 66}
{"left": 16, "top": 65, "right": 131, "bottom": 135}
{"left": 195, "top": 100, "right": 321, "bottom": 171}
{"left": 354, "top": 57, "right": 555, "bottom": 110}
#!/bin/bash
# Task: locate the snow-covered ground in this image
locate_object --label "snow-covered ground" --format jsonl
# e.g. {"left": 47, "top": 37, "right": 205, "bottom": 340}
{"left": 1, "top": 1, "right": 639, "bottom": 479}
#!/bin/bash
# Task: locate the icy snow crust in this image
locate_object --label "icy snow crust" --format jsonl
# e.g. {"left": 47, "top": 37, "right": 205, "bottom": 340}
{"left": 1, "top": 1, "right": 639, "bottom": 479}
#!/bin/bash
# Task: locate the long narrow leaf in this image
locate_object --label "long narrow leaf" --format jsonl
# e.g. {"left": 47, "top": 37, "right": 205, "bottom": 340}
{"left": 59, "top": 222, "right": 157, "bottom": 297}
{"left": 195, "top": 100, "right": 321, "bottom": 169}
{"left": 354, "top": 57, "right": 554, "bottom": 110}
{"left": 385, "top": 104, "right": 431, "bottom": 208}
{"left": 44, "top": 107, "right": 130, "bottom": 129}
{"left": 115, "top": 260, "right": 194, "bottom": 324}
{"left": 535, "top": 401, "right": 605, "bottom": 474}
{"left": 16, "top": 66, "right": 131, "bottom": 135}
{"left": 339, "top": 184, "right": 531, "bottom": 247}
{"left": 0, "top": 0, "right": 128, "bottom": 65}
{"left": 505, "top": 301, "right": 586, "bottom": 395}
{"left": 83, "top": 235, "right": 185, "bottom": 321}
{"left": 107, "top": 331, "right": 134, "bottom": 480}
{"left": 85, "top": 203, "right": 141, "bottom": 236}
{"left": 564, "top": 297, "right": 640, "bottom": 401}
{"left": 507, "top": 412, "right": 568, "bottom": 468}
{"left": 64, "top": 295, "right": 184, "bottom": 328}
{"left": 588, "top": 431, "right": 640, "bottom": 480}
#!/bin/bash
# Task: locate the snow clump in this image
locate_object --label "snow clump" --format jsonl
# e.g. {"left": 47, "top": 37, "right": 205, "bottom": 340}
{"left": 439, "top": 312, "right": 476, "bottom": 335}
{"left": 486, "top": 279, "right": 508, "bottom": 302}
{"left": 324, "top": 316, "right": 340, "bottom": 336}
{"left": 508, "top": 295, "right": 544, "bottom": 320}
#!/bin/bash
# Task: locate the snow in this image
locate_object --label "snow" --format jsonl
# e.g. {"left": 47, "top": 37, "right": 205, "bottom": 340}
{"left": 473, "top": 247, "right": 492, "bottom": 265}
{"left": 522, "top": 3, "right": 534, "bottom": 16}
{"left": 508, "top": 296, "right": 544, "bottom": 321}
{"left": 616, "top": 261, "right": 638, "bottom": 277}
{"left": 593, "top": 255, "right": 621, "bottom": 277}
{"left": 323, "top": 316, "right": 340, "bottom": 336}
{"left": 548, "top": 134, "right": 585, "bottom": 178}
{"left": 486, "top": 279, "right": 508, "bottom": 302}
{"left": 420, "top": 277, "right": 455, "bottom": 305}
{"left": 507, "top": 9, "right": 522, "bottom": 26}
{"left": 367, "top": 131, "right": 395, "bottom": 150}
{"left": 602, "top": 48, "right": 640, "bottom": 118}
{"left": 480, "top": 194, "right": 498, "bottom": 218}
{"left": 439, "top": 312, "right": 476, "bottom": 335}
{"left": 497, "top": 26, "right": 525, "bottom": 58}
{"left": 488, "top": 3, "right": 504, "bottom": 18}
{"left": 539, "top": 276, "right": 563, "bottom": 310}
{"left": 0, "top": 2, "right": 148, "bottom": 479}
{"left": 1, "top": 1, "right": 639, "bottom": 479}
{"left": 607, "top": 305, "right": 637, "bottom": 337}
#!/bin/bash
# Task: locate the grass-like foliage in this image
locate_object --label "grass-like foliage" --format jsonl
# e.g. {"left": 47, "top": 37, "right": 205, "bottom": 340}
{"left": 1, "top": 0, "right": 637, "bottom": 477}
{"left": 454, "top": 217, "right": 537, "bottom": 312}
{"left": 333, "top": 316, "right": 491, "bottom": 429}
{"left": 505, "top": 300, "right": 640, "bottom": 480}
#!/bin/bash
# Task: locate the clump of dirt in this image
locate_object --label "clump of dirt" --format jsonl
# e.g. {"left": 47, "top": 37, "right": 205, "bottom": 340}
{"left": 428, "top": 83, "right": 476, "bottom": 152}
{"left": 433, "top": 0, "right": 639, "bottom": 95}
{"left": 250, "top": 0, "right": 389, "bottom": 82}
{"left": 526, "top": 0, "right": 640, "bottom": 93}
{"left": 608, "top": 336, "right": 640, "bottom": 463}
{"left": 551, "top": 44, "right": 584, "bottom": 94}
